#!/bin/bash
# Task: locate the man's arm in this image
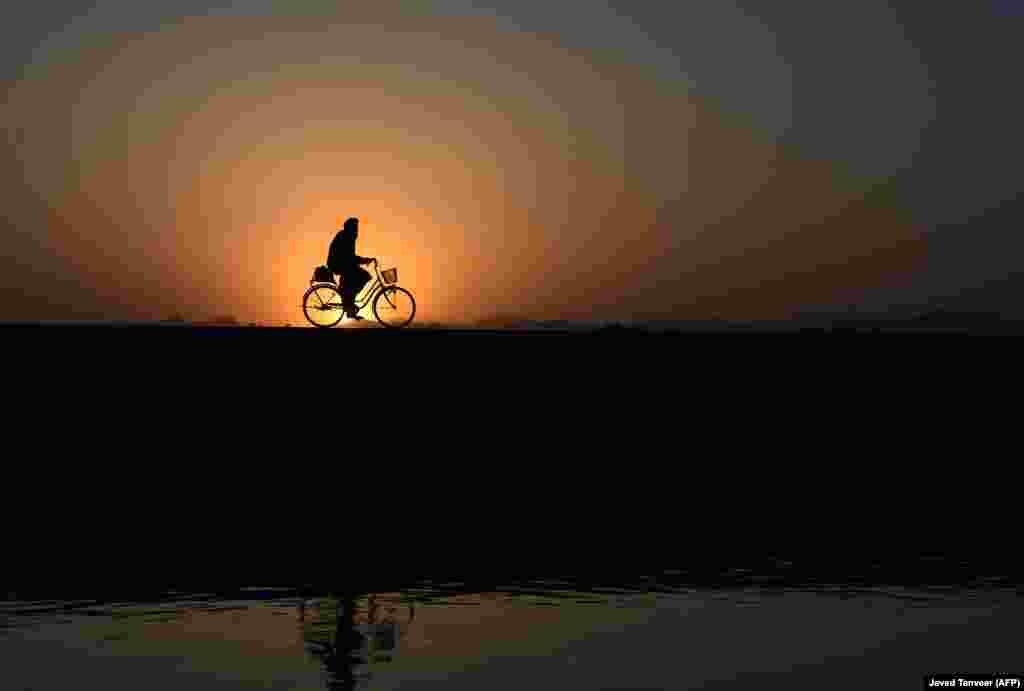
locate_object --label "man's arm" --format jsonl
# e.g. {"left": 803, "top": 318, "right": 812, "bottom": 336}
{"left": 356, "top": 255, "right": 374, "bottom": 265}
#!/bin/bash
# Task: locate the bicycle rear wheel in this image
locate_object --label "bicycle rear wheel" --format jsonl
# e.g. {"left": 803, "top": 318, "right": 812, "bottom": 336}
{"left": 373, "top": 286, "right": 416, "bottom": 328}
{"left": 303, "top": 284, "right": 345, "bottom": 328}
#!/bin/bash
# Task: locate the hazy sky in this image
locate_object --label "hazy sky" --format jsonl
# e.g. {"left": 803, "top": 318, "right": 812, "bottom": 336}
{"left": 2, "top": 1, "right": 1021, "bottom": 323}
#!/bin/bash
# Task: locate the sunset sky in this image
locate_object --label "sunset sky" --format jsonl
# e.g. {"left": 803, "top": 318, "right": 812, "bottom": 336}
{"left": 2, "top": 1, "right": 1022, "bottom": 324}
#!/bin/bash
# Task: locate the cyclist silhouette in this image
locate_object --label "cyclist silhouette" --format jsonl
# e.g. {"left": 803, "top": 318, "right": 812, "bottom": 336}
{"left": 327, "top": 217, "right": 375, "bottom": 319}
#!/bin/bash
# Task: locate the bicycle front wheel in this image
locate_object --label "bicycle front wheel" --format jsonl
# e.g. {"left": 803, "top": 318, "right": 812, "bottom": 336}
{"left": 373, "top": 286, "right": 416, "bottom": 329}
{"left": 303, "top": 284, "right": 345, "bottom": 328}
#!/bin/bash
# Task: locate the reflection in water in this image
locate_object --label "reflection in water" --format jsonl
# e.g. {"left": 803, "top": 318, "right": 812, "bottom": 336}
{"left": 300, "top": 593, "right": 416, "bottom": 690}
{"left": 1, "top": 563, "right": 1022, "bottom": 691}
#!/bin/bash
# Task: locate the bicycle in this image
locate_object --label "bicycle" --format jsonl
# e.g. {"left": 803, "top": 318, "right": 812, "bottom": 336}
{"left": 302, "top": 258, "right": 417, "bottom": 329}
{"left": 301, "top": 260, "right": 417, "bottom": 329}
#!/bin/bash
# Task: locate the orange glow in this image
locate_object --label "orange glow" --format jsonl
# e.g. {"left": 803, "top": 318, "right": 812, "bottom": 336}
{"left": 3, "top": 9, "right": 927, "bottom": 325}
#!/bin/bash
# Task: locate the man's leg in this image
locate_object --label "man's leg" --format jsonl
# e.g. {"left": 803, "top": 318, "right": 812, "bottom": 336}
{"left": 353, "top": 268, "right": 372, "bottom": 298}
{"left": 340, "top": 270, "right": 359, "bottom": 316}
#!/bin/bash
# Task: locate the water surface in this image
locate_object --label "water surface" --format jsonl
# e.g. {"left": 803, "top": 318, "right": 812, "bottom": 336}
{"left": 3, "top": 567, "right": 1020, "bottom": 690}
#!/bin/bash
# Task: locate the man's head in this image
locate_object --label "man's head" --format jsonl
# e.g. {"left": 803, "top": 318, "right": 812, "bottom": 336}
{"left": 343, "top": 217, "right": 359, "bottom": 235}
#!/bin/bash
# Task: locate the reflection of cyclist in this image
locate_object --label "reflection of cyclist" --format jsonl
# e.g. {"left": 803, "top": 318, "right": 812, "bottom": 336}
{"left": 327, "top": 217, "right": 375, "bottom": 319}
{"left": 365, "top": 595, "right": 402, "bottom": 661}
{"left": 299, "top": 593, "right": 415, "bottom": 691}
{"left": 301, "top": 594, "right": 363, "bottom": 691}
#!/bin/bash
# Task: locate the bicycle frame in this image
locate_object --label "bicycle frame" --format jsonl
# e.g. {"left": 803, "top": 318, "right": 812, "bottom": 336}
{"left": 343, "top": 260, "right": 397, "bottom": 310}
{"left": 351, "top": 279, "right": 384, "bottom": 309}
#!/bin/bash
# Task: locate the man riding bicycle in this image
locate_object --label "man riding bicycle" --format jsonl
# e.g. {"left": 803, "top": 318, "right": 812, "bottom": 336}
{"left": 327, "top": 217, "right": 375, "bottom": 319}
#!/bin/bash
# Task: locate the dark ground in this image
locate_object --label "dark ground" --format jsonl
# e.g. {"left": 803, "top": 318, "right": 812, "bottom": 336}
{"left": 2, "top": 323, "right": 1020, "bottom": 602}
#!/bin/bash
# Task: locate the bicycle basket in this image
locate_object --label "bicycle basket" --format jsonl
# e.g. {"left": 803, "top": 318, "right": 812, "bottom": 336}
{"left": 381, "top": 267, "right": 398, "bottom": 284}
{"left": 312, "top": 265, "right": 334, "bottom": 284}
